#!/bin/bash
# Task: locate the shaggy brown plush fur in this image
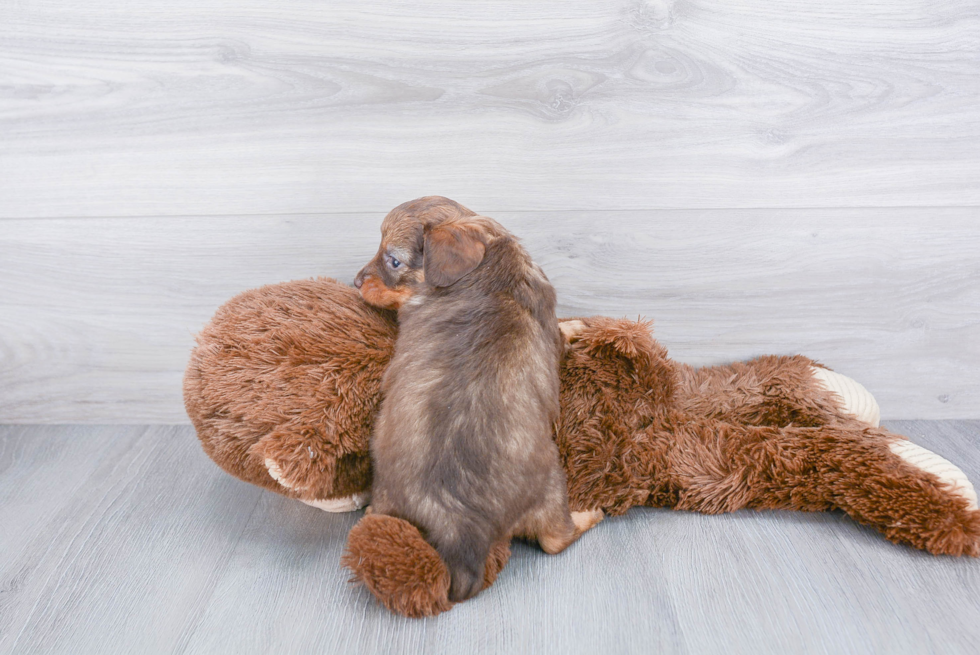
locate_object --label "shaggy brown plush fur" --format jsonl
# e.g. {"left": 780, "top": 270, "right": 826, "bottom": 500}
{"left": 184, "top": 279, "right": 396, "bottom": 501}
{"left": 185, "top": 277, "right": 980, "bottom": 618}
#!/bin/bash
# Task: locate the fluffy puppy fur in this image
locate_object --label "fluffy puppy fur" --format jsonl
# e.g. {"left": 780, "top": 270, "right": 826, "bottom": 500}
{"left": 358, "top": 201, "right": 598, "bottom": 602}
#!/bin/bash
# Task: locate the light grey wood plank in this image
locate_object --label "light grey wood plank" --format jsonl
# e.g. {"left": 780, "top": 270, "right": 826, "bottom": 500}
{"left": 1, "top": 0, "right": 978, "bottom": 218}
{"left": 0, "top": 425, "right": 263, "bottom": 655}
{"left": 0, "top": 425, "right": 121, "bottom": 648}
{"left": 172, "top": 421, "right": 980, "bottom": 655}
{"left": 1, "top": 209, "right": 978, "bottom": 422}
{"left": 2, "top": 423, "right": 978, "bottom": 654}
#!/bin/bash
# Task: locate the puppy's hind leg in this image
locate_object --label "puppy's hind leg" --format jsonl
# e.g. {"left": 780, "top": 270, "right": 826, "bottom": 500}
{"left": 517, "top": 483, "right": 604, "bottom": 555}
{"left": 570, "top": 509, "right": 605, "bottom": 536}
{"left": 536, "top": 509, "right": 604, "bottom": 554}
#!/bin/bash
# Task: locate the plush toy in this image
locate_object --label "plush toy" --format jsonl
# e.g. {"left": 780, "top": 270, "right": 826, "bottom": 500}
{"left": 184, "top": 277, "right": 980, "bottom": 618}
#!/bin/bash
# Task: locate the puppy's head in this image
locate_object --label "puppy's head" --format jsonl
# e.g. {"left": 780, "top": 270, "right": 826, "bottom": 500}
{"left": 354, "top": 196, "right": 491, "bottom": 308}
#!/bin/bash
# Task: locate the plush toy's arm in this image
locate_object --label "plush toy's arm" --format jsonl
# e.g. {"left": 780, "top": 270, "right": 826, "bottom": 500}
{"left": 251, "top": 426, "right": 372, "bottom": 509}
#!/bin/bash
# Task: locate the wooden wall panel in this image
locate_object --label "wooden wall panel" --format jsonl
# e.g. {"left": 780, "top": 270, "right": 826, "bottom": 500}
{"left": 1, "top": 1, "right": 978, "bottom": 421}
{"left": 1, "top": 210, "right": 977, "bottom": 422}
{"left": 1, "top": 0, "right": 978, "bottom": 217}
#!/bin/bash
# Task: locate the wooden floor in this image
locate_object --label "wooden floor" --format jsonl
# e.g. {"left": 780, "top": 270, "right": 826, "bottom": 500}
{"left": 2, "top": 421, "right": 979, "bottom": 654}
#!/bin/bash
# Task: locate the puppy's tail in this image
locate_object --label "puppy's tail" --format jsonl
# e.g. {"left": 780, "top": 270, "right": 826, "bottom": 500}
{"left": 343, "top": 514, "right": 510, "bottom": 618}
{"left": 438, "top": 533, "right": 491, "bottom": 603}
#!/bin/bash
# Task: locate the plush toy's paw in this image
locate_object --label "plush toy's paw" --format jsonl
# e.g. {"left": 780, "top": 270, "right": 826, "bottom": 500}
{"left": 343, "top": 514, "right": 454, "bottom": 618}
{"left": 810, "top": 367, "right": 881, "bottom": 427}
{"left": 559, "top": 319, "right": 588, "bottom": 342}
{"left": 266, "top": 458, "right": 369, "bottom": 512}
{"left": 300, "top": 493, "right": 371, "bottom": 513}
{"left": 265, "top": 458, "right": 298, "bottom": 490}
{"left": 889, "top": 439, "right": 979, "bottom": 511}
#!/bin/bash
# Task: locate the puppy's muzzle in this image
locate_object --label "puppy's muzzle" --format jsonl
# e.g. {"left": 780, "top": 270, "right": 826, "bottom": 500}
{"left": 353, "top": 264, "right": 375, "bottom": 289}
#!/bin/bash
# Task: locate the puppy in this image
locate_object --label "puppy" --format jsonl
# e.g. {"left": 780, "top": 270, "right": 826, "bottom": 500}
{"left": 354, "top": 197, "right": 602, "bottom": 602}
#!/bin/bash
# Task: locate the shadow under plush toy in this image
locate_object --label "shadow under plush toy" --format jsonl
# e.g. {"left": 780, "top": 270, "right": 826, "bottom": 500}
{"left": 184, "top": 198, "right": 980, "bottom": 619}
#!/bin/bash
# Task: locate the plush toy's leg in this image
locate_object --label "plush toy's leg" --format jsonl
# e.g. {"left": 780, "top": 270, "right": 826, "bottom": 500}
{"left": 343, "top": 514, "right": 511, "bottom": 617}
{"left": 674, "top": 356, "right": 880, "bottom": 429}
{"left": 665, "top": 417, "right": 980, "bottom": 556}
{"left": 887, "top": 440, "right": 978, "bottom": 510}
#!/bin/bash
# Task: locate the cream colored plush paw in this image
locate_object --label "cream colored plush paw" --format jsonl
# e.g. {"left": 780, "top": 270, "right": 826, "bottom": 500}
{"left": 265, "top": 458, "right": 298, "bottom": 490}
{"left": 300, "top": 493, "right": 371, "bottom": 513}
{"left": 810, "top": 367, "right": 881, "bottom": 427}
{"left": 889, "top": 440, "right": 978, "bottom": 510}
{"left": 266, "top": 458, "right": 369, "bottom": 512}
{"left": 559, "top": 320, "right": 587, "bottom": 342}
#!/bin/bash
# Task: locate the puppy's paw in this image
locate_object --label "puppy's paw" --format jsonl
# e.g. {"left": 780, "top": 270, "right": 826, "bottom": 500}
{"left": 571, "top": 509, "right": 604, "bottom": 534}
{"left": 559, "top": 319, "right": 588, "bottom": 342}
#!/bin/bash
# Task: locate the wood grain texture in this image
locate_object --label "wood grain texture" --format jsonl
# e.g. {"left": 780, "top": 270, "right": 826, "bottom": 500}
{"left": 1, "top": 209, "right": 978, "bottom": 422}
{"left": 1, "top": 0, "right": 978, "bottom": 217}
{"left": 1, "top": 422, "right": 978, "bottom": 654}
{"left": 0, "top": 425, "right": 263, "bottom": 654}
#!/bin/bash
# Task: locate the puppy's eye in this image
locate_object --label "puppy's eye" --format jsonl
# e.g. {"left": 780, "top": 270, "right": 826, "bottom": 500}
{"left": 389, "top": 257, "right": 401, "bottom": 269}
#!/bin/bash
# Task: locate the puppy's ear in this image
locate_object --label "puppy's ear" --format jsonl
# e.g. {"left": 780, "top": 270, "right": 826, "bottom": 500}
{"left": 424, "top": 223, "right": 486, "bottom": 288}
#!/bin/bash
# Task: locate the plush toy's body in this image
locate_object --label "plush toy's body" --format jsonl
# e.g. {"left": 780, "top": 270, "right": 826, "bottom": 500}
{"left": 185, "top": 277, "right": 980, "bottom": 618}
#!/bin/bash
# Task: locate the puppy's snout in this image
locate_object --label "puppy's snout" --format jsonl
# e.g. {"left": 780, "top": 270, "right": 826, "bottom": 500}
{"left": 353, "top": 268, "right": 367, "bottom": 289}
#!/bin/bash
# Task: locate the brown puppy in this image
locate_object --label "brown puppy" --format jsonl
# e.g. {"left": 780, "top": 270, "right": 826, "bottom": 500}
{"left": 355, "top": 197, "right": 601, "bottom": 602}
{"left": 354, "top": 196, "right": 477, "bottom": 310}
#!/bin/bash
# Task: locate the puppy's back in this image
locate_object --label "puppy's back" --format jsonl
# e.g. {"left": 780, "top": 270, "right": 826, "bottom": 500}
{"left": 372, "top": 233, "right": 563, "bottom": 600}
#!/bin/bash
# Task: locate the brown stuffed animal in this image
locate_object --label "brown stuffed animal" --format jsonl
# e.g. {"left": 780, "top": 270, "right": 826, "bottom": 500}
{"left": 184, "top": 277, "right": 980, "bottom": 618}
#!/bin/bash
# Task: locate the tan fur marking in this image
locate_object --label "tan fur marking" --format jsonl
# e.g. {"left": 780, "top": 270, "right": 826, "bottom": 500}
{"left": 571, "top": 509, "right": 605, "bottom": 533}
{"left": 359, "top": 276, "right": 413, "bottom": 309}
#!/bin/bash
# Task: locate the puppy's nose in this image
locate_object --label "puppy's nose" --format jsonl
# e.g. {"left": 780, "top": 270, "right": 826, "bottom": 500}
{"left": 353, "top": 269, "right": 365, "bottom": 289}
